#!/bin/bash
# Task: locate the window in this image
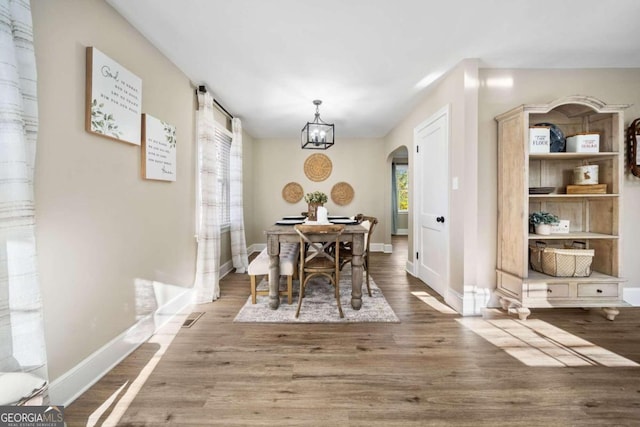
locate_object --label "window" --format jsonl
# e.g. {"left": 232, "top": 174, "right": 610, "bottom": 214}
{"left": 196, "top": 124, "right": 232, "bottom": 237}
{"left": 215, "top": 127, "right": 232, "bottom": 227}
{"left": 395, "top": 164, "right": 408, "bottom": 212}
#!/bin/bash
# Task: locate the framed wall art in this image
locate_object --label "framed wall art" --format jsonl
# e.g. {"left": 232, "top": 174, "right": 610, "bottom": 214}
{"left": 141, "top": 114, "right": 176, "bottom": 181}
{"left": 85, "top": 46, "right": 142, "bottom": 145}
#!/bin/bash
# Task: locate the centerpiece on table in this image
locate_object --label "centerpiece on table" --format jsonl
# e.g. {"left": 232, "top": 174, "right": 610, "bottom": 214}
{"left": 529, "top": 211, "right": 559, "bottom": 235}
{"left": 304, "top": 191, "right": 328, "bottom": 221}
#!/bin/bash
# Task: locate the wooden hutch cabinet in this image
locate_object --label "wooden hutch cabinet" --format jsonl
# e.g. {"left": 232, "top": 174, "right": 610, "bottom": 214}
{"left": 495, "top": 95, "right": 628, "bottom": 320}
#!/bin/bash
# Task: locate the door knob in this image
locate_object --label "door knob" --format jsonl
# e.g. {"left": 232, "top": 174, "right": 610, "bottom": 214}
{"left": 436, "top": 216, "right": 445, "bottom": 223}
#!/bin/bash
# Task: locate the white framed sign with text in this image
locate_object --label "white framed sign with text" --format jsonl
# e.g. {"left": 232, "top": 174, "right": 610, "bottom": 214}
{"left": 142, "top": 114, "right": 177, "bottom": 181}
{"left": 85, "top": 47, "right": 142, "bottom": 145}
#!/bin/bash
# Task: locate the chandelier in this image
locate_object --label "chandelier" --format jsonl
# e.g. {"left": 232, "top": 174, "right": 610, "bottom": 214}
{"left": 301, "top": 100, "right": 334, "bottom": 149}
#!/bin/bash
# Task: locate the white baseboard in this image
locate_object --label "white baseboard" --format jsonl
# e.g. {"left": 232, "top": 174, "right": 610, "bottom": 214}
{"left": 394, "top": 229, "right": 408, "bottom": 235}
{"left": 623, "top": 287, "right": 640, "bottom": 306}
{"left": 405, "top": 260, "right": 415, "bottom": 276}
{"left": 446, "top": 286, "right": 490, "bottom": 316}
{"left": 249, "top": 243, "right": 265, "bottom": 255}
{"left": 370, "top": 243, "right": 387, "bottom": 253}
{"left": 219, "top": 259, "right": 234, "bottom": 278}
{"left": 48, "top": 285, "right": 193, "bottom": 406}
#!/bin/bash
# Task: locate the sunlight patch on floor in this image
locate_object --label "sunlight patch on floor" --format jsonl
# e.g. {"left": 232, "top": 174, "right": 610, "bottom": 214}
{"left": 86, "top": 381, "right": 128, "bottom": 427}
{"left": 457, "top": 316, "right": 639, "bottom": 367}
{"left": 87, "top": 313, "right": 188, "bottom": 426}
{"left": 411, "top": 291, "right": 458, "bottom": 314}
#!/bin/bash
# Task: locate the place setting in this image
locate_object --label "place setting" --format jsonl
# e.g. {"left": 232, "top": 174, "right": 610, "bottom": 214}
{"left": 275, "top": 215, "right": 306, "bottom": 225}
{"left": 275, "top": 210, "right": 359, "bottom": 226}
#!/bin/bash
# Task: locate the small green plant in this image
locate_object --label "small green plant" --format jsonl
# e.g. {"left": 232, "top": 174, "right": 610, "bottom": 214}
{"left": 304, "top": 191, "right": 328, "bottom": 204}
{"left": 529, "top": 211, "right": 559, "bottom": 225}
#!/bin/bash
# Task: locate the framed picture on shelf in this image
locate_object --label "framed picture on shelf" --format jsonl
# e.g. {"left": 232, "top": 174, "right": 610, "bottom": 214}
{"left": 85, "top": 46, "right": 142, "bottom": 145}
{"left": 141, "top": 114, "right": 176, "bottom": 182}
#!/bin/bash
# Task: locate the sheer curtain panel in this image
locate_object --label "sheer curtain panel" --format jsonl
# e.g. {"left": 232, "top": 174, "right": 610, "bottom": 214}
{"left": 230, "top": 118, "right": 248, "bottom": 273}
{"left": 0, "top": 0, "right": 50, "bottom": 404}
{"left": 193, "top": 92, "right": 221, "bottom": 303}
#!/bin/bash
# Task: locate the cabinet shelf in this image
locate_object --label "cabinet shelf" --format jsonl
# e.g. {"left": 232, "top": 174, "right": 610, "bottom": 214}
{"left": 528, "top": 232, "right": 618, "bottom": 240}
{"left": 526, "top": 269, "right": 624, "bottom": 284}
{"left": 528, "top": 194, "right": 619, "bottom": 199}
{"left": 529, "top": 152, "right": 618, "bottom": 160}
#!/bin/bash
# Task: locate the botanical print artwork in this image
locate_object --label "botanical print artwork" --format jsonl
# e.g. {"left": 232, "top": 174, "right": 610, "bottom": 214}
{"left": 90, "top": 99, "right": 122, "bottom": 139}
{"left": 163, "top": 121, "right": 176, "bottom": 148}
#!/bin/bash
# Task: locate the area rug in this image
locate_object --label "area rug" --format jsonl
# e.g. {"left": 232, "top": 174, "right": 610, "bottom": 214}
{"left": 234, "top": 269, "right": 399, "bottom": 323}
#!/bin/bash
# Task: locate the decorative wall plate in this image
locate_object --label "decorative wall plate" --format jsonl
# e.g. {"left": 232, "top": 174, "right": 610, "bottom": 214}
{"left": 331, "top": 182, "right": 354, "bottom": 206}
{"left": 304, "top": 153, "right": 332, "bottom": 182}
{"left": 282, "top": 182, "right": 304, "bottom": 203}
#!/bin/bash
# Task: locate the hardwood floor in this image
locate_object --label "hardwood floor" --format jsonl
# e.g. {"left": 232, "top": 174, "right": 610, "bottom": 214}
{"left": 65, "top": 236, "right": 640, "bottom": 426}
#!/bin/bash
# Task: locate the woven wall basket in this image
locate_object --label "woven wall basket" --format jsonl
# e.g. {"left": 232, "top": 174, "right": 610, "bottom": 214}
{"left": 282, "top": 182, "right": 304, "bottom": 203}
{"left": 304, "top": 153, "right": 332, "bottom": 182}
{"left": 331, "top": 182, "right": 354, "bottom": 206}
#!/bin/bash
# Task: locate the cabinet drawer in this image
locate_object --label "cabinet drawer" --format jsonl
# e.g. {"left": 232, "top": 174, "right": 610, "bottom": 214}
{"left": 577, "top": 283, "right": 619, "bottom": 297}
{"left": 528, "top": 283, "right": 570, "bottom": 299}
{"left": 545, "top": 283, "right": 570, "bottom": 298}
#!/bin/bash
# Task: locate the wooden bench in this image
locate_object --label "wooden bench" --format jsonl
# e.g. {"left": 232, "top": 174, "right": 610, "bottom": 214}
{"left": 248, "top": 243, "right": 299, "bottom": 304}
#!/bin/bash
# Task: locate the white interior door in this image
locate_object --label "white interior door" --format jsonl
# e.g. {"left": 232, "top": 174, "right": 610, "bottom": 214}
{"left": 414, "top": 106, "right": 449, "bottom": 297}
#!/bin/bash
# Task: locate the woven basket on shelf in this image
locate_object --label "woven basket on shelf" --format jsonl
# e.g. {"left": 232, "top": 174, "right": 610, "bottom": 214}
{"left": 529, "top": 242, "right": 594, "bottom": 277}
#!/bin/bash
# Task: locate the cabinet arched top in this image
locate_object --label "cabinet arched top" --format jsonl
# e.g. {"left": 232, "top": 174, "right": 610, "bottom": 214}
{"left": 496, "top": 95, "right": 629, "bottom": 122}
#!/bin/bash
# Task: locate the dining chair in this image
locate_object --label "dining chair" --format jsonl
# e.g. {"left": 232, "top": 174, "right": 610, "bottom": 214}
{"left": 339, "top": 214, "right": 378, "bottom": 297}
{"left": 294, "top": 224, "right": 345, "bottom": 318}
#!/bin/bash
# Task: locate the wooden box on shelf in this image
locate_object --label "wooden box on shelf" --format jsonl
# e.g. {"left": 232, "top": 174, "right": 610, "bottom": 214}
{"left": 566, "top": 184, "right": 607, "bottom": 194}
{"left": 495, "top": 95, "right": 628, "bottom": 321}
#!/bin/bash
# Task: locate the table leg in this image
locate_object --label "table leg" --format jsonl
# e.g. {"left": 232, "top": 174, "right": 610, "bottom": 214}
{"left": 267, "top": 236, "right": 280, "bottom": 310}
{"left": 350, "top": 233, "right": 364, "bottom": 310}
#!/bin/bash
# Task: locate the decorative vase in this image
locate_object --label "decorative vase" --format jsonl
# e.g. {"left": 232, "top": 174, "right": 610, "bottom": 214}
{"left": 535, "top": 224, "right": 552, "bottom": 235}
{"left": 307, "top": 203, "right": 322, "bottom": 221}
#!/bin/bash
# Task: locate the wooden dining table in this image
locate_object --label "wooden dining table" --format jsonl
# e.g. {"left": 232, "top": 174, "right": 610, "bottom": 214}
{"left": 264, "top": 222, "right": 368, "bottom": 310}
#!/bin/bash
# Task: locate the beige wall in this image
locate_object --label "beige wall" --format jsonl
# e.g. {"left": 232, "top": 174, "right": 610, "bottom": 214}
{"left": 384, "top": 59, "right": 479, "bottom": 298}
{"left": 33, "top": 0, "right": 204, "bottom": 381}
{"left": 250, "top": 138, "right": 386, "bottom": 246}
{"left": 478, "top": 68, "right": 640, "bottom": 291}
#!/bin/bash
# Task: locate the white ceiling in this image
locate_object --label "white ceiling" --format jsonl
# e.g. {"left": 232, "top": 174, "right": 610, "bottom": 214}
{"left": 106, "top": 0, "right": 640, "bottom": 139}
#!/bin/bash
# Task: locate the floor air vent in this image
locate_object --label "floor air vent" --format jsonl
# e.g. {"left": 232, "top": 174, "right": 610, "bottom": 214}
{"left": 182, "top": 312, "right": 205, "bottom": 328}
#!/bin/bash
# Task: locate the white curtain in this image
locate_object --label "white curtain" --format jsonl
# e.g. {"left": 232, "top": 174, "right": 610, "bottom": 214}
{"left": 193, "top": 92, "right": 221, "bottom": 303}
{"left": 230, "top": 118, "right": 248, "bottom": 273}
{"left": 0, "top": 0, "right": 49, "bottom": 384}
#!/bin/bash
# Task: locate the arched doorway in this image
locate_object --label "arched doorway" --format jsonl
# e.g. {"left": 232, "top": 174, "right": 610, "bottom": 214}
{"left": 388, "top": 146, "right": 409, "bottom": 263}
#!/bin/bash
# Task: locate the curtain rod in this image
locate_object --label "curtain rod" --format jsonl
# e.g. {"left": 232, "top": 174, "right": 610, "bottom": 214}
{"left": 196, "top": 85, "right": 234, "bottom": 119}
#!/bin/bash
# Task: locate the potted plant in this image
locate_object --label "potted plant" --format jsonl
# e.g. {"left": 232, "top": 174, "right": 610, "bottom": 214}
{"left": 529, "top": 211, "right": 559, "bottom": 235}
{"left": 304, "top": 191, "right": 328, "bottom": 221}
